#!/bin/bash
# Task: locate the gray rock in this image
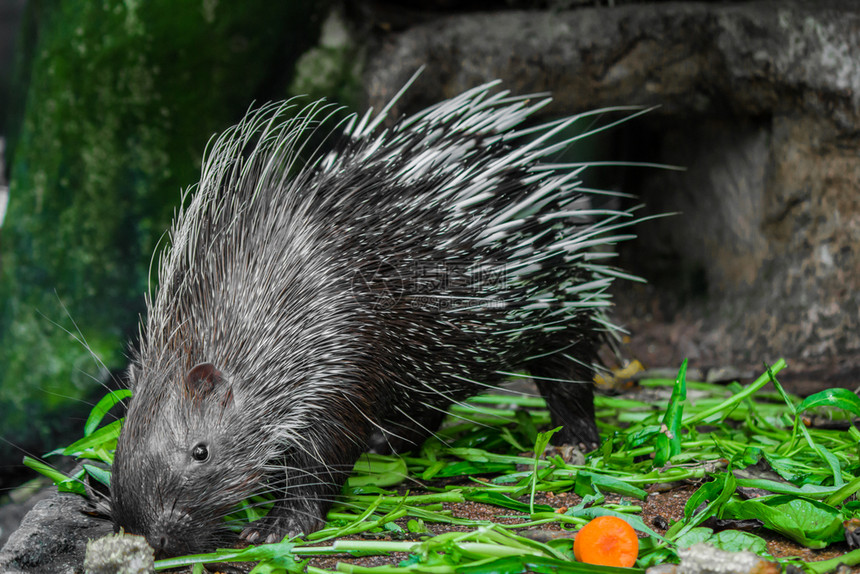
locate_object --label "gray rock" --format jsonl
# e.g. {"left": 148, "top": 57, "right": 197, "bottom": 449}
{"left": 0, "top": 492, "right": 111, "bottom": 574}
{"left": 0, "top": 482, "right": 55, "bottom": 549}
{"left": 658, "top": 542, "right": 780, "bottom": 573}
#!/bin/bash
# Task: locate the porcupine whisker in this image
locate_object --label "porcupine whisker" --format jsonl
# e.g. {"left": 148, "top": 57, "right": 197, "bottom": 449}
{"left": 231, "top": 503, "right": 342, "bottom": 530}
{"left": 559, "top": 352, "right": 605, "bottom": 378}
{"left": 410, "top": 397, "right": 509, "bottom": 430}
{"left": 408, "top": 382, "right": 483, "bottom": 409}
{"left": 0, "top": 437, "right": 111, "bottom": 513}
{"left": 341, "top": 394, "right": 415, "bottom": 446}
{"left": 255, "top": 470, "right": 344, "bottom": 487}
{"left": 495, "top": 370, "right": 588, "bottom": 385}
{"left": 242, "top": 490, "right": 338, "bottom": 508}
{"left": 261, "top": 460, "right": 357, "bottom": 478}
{"left": 386, "top": 405, "right": 451, "bottom": 446}
{"left": 518, "top": 341, "right": 582, "bottom": 363}
{"left": 448, "top": 372, "right": 523, "bottom": 393}
{"left": 245, "top": 490, "right": 342, "bottom": 509}
{"left": 38, "top": 294, "right": 126, "bottom": 403}
{"left": 239, "top": 492, "right": 344, "bottom": 511}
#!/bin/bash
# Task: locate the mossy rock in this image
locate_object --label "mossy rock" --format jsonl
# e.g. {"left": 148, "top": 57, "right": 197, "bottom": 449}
{"left": 0, "top": 0, "right": 326, "bottom": 464}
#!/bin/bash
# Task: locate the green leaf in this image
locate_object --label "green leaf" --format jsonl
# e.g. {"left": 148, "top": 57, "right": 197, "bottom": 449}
{"left": 635, "top": 547, "right": 677, "bottom": 569}
{"left": 814, "top": 443, "right": 844, "bottom": 487}
{"left": 347, "top": 455, "right": 408, "bottom": 488}
{"left": 670, "top": 472, "right": 735, "bottom": 540}
{"left": 569, "top": 491, "right": 605, "bottom": 512}
{"left": 83, "top": 464, "right": 111, "bottom": 488}
{"left": 530, "top": 427, "right": 560, "bottom": 514}
{"left": 407, "top": 519, "right": 430, "bottom": 534}
{"left": 709, "top": 530, "right": 768, "bottom": 555}
{"left": 683, "top": 359, "right": 787, "bottom": 425}
{"left": 22, "top": 457, "right": 87, "bottom": 495}
{"left": 734, "top": 478, "right": 839, "bottom": 498}
{"left": 824, "top": 475, "right": 860, "bottom": 506}
{"left": 654, "top": 359, "right": 687, "bottom": 466}
{"left": 723, "top": 495, "right": 844, "bottom": 549}
{"left": 23, "top": 456, "right": 76, "bottom": 488}
{"left": 62, "top": 419, "right": 123, "bottom": 456}
{"left": 465, "top": 491, "right": 553, "bottom": 514}
{"left": 768, "top": 368, "right": 845, "bottom": 487}
{"left": 346, "top": 485, "right": 397, "bottom": 497}
{"left": 797, "top": 388, "right": 860, "bottom": 417}
{"left": 801, "top": 548, "right": 860, "bottom": 574}
{"left": 623, "top": 425, "right": 661, "bottom": 449}
{"left": 574, "top": 471, "right": 648, "bottom": 501}
{"left": 432, "top": 460, "right": 516, "bottom": 477}
{"left": 673, "top": 526, "right": 713, "bottom": 549}
{"left": 733, "top": 447, "right": 762, "bottom": 467}
{"left": 681, "top": 473, "right": 727, "bottom": 522}
{"left": 761, "top": 451, "right": 808, "bottom": 483}
{"left": 84, "top": 389, "right": 131, "bottom": 436}
{"left": 574, "top": 470, "right": 599, "bottom": 498}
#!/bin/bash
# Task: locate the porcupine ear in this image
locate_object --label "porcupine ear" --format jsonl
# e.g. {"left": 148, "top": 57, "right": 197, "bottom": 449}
{"left": 185, "top": 363, "right": 234, "bottom": 407}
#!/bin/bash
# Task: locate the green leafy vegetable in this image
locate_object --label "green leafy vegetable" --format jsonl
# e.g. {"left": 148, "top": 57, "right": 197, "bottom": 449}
{"left": 723, "top": 495, "right": 844, "bottom": 549}
{"left": 24, "top": 358, "right": 860, "bottom": 572}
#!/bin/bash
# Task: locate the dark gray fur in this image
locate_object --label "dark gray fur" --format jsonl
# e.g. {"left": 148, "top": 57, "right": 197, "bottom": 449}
{"left": 110, "top": 81, "right": 645, "bottom": 557}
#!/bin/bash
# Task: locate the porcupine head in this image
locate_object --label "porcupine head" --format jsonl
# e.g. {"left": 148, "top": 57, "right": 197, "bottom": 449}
{"left": 112, "top": 323, "right": 363, "bottom": 557}
{"left": 110, "top": 76, "right": 649, "bottom": 557}
{"left": 111, "top": 360, "right": 250, "bottom": 556}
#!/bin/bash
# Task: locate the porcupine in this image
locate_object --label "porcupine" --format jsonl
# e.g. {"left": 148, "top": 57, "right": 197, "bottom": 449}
{"left": 110, "top": 78, "right": 649, "bottom": 557}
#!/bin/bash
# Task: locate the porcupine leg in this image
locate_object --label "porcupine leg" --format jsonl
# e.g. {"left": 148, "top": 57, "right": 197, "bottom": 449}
{"left": 528, "top": 348, "right": 601, "bottom": 451}
{"left": 241, "top": 437, "right": 366, "bottom": 542}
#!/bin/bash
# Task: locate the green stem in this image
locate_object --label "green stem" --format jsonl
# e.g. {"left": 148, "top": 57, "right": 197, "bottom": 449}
{"left": 683, "top": 359, "right": 787, "bottom": 425}
{"left": 801, "top": 548, "right": 860, "bottom": 573}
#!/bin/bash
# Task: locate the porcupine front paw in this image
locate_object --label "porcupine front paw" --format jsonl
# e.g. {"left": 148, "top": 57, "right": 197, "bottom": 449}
{"left": 241, "top": 511, "right": 326, "bottom": 544}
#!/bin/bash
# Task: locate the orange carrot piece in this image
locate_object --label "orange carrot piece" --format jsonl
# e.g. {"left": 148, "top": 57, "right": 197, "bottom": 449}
{"left": 574, "top": 515, "right": 639, "bottom": 568}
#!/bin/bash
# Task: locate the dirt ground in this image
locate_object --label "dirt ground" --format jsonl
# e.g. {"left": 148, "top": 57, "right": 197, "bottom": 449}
{"left": 296, "top": 484, "right": 858, "bottom": 573}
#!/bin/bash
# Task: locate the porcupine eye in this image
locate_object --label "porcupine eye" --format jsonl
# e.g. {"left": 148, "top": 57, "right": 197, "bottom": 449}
{"left": 191, "top": 443, "right": 209, "bottom": 462}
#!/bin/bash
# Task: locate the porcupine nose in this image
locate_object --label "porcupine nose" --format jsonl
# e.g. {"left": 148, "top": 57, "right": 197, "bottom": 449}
{"left": 147, "top": 519, "right": 192, "bottom": 558}
{"left": 149, "top": 532, "right": 172, "bottom": 558}
{"left": 153, "top": 535, "right": 169, "bottom": 556}
{"left": 149, "top": 531, "right": 186, "bottom": 559}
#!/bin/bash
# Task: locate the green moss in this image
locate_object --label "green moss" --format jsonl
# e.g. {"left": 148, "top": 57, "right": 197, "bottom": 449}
{"left": 289, "top": 7, "right": 364, "bottom": 111}
{"left": 0, "top": 0, "right": 326, "bottom": 457}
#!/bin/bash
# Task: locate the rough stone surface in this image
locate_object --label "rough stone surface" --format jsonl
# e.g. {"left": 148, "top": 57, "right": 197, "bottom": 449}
{"left": 0, "top": 483, "right": 55, "bottom": 549}
{"left": 0, "top": 492, "right": 111, "bottom": 574}
{"left": 672, "top": 542, "right": 780, "bottom": 573}
{"left": 84, "top": 533, "right": 154, "bottom": 574}
{"left": 363, "top": 1, "right": 860, "bottom": 375}
{"left": 364, "top": 1, "right": 860, "bottom": 124}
